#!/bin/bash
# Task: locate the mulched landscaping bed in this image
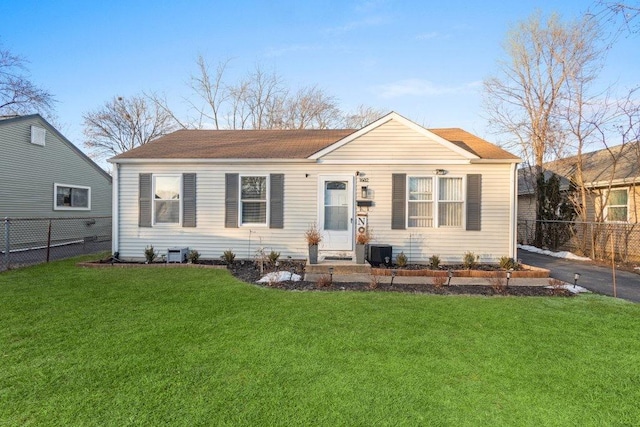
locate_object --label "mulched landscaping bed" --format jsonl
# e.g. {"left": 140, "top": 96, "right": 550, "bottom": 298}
{"left": 80, "top": 257, "right": 570, "bottom": 297}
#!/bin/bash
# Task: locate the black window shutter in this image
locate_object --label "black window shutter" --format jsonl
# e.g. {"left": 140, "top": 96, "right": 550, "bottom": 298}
{"left": 270, "top": 173, "right": 284, "bottom": 229}
{"left": 391, "top": 173, "right": 406, "bottom": 230}
{"left": 139, "top": 173, "right": 152, "bottom": 227}
{"left": 182, "top": 173, "right": 196, "bottom": 227}
{"left": 466, "top": 174, "right": 482, "bottom": 231}
{"left": 225, "top": 173, "right": 239, "bottom": 228}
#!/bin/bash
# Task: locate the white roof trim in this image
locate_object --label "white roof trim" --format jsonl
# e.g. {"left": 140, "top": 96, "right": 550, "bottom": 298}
{"left": 108, "top": 158, "right": 315, "bottom": 164}
{"left": 308, "top": 111, "right": 480, "bottom": 160}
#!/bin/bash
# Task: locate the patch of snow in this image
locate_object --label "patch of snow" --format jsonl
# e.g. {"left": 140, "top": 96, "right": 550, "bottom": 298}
{"left": 545, "top": 284, "right": 590, "bottom": 294}
{"left": 518, "top": 244, "right": 591, "bottom": 261}
{"left": 635, "top": 267, "right": 640, "bottom": 272}
{"left": 257, "top": 271, "right": 301, "bottom": 283}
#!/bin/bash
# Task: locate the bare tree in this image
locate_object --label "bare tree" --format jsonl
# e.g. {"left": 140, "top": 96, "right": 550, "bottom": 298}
{"left": 83, "top": 95, "right": 178, "bottom": 160}
{"left": 283, "top": 86, "right": 342, "bottom": 129}
{"left": 592, "top": 1, "right": 640, "bottom": 35}
{"left": 483, "top": 12, "right": 602, "bottom": 245}
{"left": 343, "top": 105, "right": 386, "bottom": 128}
{"left": 0, "top": 45, "right": 55, "bottom": 118}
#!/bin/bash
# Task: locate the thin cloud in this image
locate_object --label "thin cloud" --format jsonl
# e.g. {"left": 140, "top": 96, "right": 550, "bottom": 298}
{"left": 415, "top": 32, "right": 441, "bottom": 40}
{"left": 374, "top": 79, "right": 482, "bottom": 98}
{"left": 324, "top": 16, "right": 385, "bottom": 35}
{"left": 264, "top": 44, "right": 318, "bottom": 57}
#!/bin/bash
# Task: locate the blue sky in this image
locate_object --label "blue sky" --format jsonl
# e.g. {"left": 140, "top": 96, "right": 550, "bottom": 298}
{"left": 1, "top": 0, "right": 637, "bottom": 152}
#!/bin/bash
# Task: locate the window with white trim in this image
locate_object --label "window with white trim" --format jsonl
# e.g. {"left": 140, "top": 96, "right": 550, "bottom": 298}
{"left": 407, "top": 176, "right": 463, "bottom": 228}
{"left": 153, "top": 175, "right": 181, "bottom": 224}
{"left": 240, "top": 175, "right": 268, "bottom": 225}
{"left": 438, "top": 177, "right": 463, "bottom": 227}
{"left": 604, "top": 188, "right": 628, "bottom": 222}
{"left": 54, "top": 183, "right": 90, "bottom": 210}
{"left": 408, "top": 177, "right": 433, "bottom": 227}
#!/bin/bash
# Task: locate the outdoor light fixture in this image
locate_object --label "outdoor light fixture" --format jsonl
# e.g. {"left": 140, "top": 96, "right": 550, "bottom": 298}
{"left": 434, "top": 169, "right": 447, "bottom": 175}
{"left": 328, "top": 267, "right": 334, "bottom": 284}
{"left": 361, "top": 186, "right": 368, "bottom": 199}
{"left": 574, "top": 272, "right": 580, "bottom": 289}
{"left": 447, "top": 269, "right": 453, "bottom": 286}
{"left": 506, "top": 270, "right": 512, "bottom": 287}
{"left": 391, "top": 269, "right": 397, "bottom": 286}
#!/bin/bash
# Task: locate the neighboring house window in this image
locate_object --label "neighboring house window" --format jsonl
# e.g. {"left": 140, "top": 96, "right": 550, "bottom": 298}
{"left": 604, "top": 189, "right": 628, "bottom": 222}
{"left": 407, "top": 176, "right": 463, "bottom": 228}
{"left": 408, "top": 177, "right": 433, "bottom": 227}
{"left": 153, "top": 175, "right": 181, "bottom": 224}
{"left": 54, "top": 183, "right": 90, "bottom": 210}
{"left": 240, "top": 175, "right": 268, "bottom": 225}
{"left": 438, "top": 177, "right": 463, "bottom": 227}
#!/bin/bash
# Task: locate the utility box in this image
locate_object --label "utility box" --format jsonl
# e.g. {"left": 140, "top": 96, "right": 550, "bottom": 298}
{"left": 367, "top": 245, "right": 392, "bottom": 267}
{"left": 167, "top": 247, "right": 189, "bottom": 263}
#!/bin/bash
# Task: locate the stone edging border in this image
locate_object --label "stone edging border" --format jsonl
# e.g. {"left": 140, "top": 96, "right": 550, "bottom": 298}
{"left": 370, "top": 264, "right": 549, "bottom": 278}
{"left": 77, "top": 262, "right": 227, "bottom": 270}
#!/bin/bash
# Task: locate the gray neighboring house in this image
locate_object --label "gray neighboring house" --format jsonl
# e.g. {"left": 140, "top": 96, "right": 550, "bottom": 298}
{"left": 0, "top": 115, "right": 112, "bottom": 246}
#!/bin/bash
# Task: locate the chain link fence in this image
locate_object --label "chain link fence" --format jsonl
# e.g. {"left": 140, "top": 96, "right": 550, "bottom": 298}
{"left": 518, "top": 220, "right": 640, "bottom": 264}
{"left": 1, "top": 216, "right": 111, "bottom": 271}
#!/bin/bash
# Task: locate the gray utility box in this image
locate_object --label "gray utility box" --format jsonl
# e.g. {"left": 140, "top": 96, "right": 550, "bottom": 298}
{"left": 167, "top": 247, "right": 189, "bottom": 263}
{"left": 367, "top": 245, "right": 392, "bottom": 267}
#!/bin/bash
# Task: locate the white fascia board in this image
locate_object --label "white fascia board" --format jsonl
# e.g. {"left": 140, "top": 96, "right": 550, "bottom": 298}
{"left": 469, "top": 159, "right": 522, "bottom": 164}
{"left": 109, "top": 158, "right": 315, "bottom": 164}
{"left": 316, "top": 159, "right": 471, "bottom": 165}
{"left": 308, "top": 111, "right": 480, "bottom": 161}
{"left": 585, "top": 177, "right": 640, "bottom": 188}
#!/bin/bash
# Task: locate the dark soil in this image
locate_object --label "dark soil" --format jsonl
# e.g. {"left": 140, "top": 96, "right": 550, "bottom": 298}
{"left": 91, "top": 256, "right": 569, "bottom": 297}
{"left": 226, "top": 260, "right": 571, "bottom": 297}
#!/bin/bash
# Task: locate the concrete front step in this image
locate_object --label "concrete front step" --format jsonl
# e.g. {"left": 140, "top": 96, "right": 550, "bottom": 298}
{"left": 306, "top": 261, "right": 372, "bottom": 275}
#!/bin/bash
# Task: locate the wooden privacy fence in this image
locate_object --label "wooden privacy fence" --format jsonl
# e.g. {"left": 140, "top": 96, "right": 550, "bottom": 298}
{"left": 518, "top": 220, "right": 640, "bottom": 263}
{"left": 1, "top": 216, "right": 111, "bottom": 271}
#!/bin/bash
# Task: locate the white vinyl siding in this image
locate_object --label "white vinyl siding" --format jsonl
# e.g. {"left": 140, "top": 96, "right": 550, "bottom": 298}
{"left": 321, "top": 120, "right": 468, "bottom": 161}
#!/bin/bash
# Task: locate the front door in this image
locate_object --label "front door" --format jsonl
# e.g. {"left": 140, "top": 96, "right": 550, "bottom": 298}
{"left": 319, "top": 176, "right": 353, "bottom": 251}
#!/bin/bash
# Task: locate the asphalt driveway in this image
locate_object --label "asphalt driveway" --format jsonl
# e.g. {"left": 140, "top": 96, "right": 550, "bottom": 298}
{"left": 518, "top": 249, "right": 640, "bottom": 303}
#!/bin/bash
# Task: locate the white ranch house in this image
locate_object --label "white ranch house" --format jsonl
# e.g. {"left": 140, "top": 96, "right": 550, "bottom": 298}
{"left": 109, "top": 112, "right": 521, "bottom": 263}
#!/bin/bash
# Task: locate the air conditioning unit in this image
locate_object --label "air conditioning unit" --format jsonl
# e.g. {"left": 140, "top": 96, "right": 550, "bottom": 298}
{"left": 367, "top": 245, "right": 392, "bottom": 267}
{"left": 167, "top": 247, "right": 189, "bottom": 263}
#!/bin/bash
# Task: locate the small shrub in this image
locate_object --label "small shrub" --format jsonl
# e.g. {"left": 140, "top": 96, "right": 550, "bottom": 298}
{"left": 462, "top": 251, "right": 478, "bottom": 269}
{"left": 499, "top": 256, "right": 518, "bottom": 270}
{"left": 429, "top": 254, "right": 441, "bottom": 270}
{"left": 144, "top": 245, "right": 157, "bottom": 263}
{"left": 305, "top": 223, "right": 322, "bottom": 245}
{"left": 316, "top": 275, "right": 332, "bottom": 288}
{"left": 368, "top": 275, "right": 380, "bottom": 290}
{"left": 396, "top": 251, "right": 408, "bottom": 268}
{"left": 487, "top": 276, "right": 507, "bottom": 294}
{"left": 432, "top": 272, "right": 447, "bottom": 288}
{"left": 222, "top": 249, "right": 236, "bottom": 265}
{"left": 268, "top": 250, "right": 280, "bottom": 265}
{"left": 548, "top": 278, "right": 566, "bottom": 295}
{"left": 187, "top": 249, "right": 200, "bottom": 264}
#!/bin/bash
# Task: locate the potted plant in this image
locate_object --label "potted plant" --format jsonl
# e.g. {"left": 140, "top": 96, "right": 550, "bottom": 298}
{"left": 355, "top": 229, "right": 372, "bottom": 264}
{"left": 305, "top": 223, "right": 322, "bottom": 264}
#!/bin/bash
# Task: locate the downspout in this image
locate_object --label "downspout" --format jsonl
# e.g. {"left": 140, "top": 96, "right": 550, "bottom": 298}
{"left": 510, "top": 163, "right": 517, "bottom": 258}
{"left": 112, "top": 162, "right": 119, "bottom": 255}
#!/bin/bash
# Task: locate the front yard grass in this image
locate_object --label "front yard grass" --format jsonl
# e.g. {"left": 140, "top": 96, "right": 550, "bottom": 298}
{"left": 1, "top": 256, "right": 639, "bottom": 426}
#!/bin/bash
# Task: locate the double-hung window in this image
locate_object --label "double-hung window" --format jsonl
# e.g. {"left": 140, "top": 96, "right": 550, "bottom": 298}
{"left": 240, "top": 175, "right": 268, "bottom": 225}
{"left": 438, "top": 177, "right": 463, "bottom": 227}
{"left": 153, "top": 175, "right": 181, "bottom": 224}
{"left": 407, "top": 176, "right": 463, "bottom": 228}
{"left": 408, "top": 177, "right": 433, "bottom": 227}
{"left": 54, "top": 183, "right": 91, "bottom": 210}
{"left": 604, "top": 189, "right": 628, "bottom": 222}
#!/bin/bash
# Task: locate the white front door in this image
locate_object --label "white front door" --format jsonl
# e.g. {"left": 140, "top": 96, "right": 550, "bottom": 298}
{"left": 319, "top": 176, "right": 353, "bottom": 251}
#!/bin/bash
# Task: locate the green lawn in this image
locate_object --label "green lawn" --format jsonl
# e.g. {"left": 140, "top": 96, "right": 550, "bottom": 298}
{"left": 1, "top": 257, "right": 639, "bottom": 426}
